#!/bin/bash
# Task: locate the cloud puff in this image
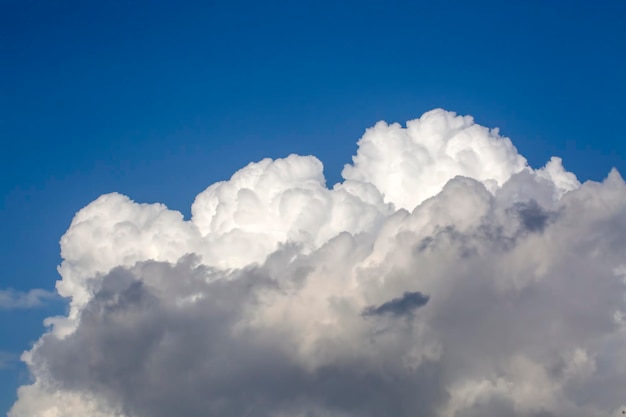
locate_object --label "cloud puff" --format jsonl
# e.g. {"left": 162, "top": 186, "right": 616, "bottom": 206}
{"left": 0, "top": 288, "right": 57, "bottom": 309}
{"left": 9, "top": 109, "right": 626, "bottom": 417}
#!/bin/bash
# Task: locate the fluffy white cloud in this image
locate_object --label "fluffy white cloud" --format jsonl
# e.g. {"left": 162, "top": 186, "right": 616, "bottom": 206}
{"left": 10, "top": 109, "right": 626, "bottom": 417}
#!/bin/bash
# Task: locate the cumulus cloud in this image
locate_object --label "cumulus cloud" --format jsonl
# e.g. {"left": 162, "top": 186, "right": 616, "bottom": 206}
{"left": 0, "top": 288, "right": 57, "bottom": 309}
{"left": 9, "top": 109, "right": 626, "bottom": 417}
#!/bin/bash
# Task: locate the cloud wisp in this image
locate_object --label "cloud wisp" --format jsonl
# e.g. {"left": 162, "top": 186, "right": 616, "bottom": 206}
{"left": 0, "top": 351, "right": 18, "bottom": 370}
{"left": 9, "top": 109, "right": 626, "bottom": 417}
{"left": 0, "top": 288, "right": 57, "bottom": 310}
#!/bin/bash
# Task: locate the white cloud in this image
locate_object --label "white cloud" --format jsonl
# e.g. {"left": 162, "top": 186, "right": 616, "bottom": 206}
{"left": 0, "top": 288, "right": 57, "bottom": 309}
{"left": 9, "top": 109, "right": 626, "bottom": 417}
{"left": 341, "top": 109, "right": 531, "bottom": 210}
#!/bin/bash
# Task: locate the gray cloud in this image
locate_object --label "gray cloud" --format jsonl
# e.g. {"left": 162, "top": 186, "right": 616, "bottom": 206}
{"left": 512, "top": 200, "right": 554, "bottom": 233}
{"left": 23, "top": 177, "right": 626, "bottom": 416}
{"left": 363, "top": 291, "right": 430, "bottom": 317}
{"left": 31, "top": 258, "right": 447, "bottom": 417}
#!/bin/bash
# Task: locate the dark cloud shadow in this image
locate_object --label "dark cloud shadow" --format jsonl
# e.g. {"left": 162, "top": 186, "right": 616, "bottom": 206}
{"left": 363, "top": 291, "right": 429, "bottom": 317}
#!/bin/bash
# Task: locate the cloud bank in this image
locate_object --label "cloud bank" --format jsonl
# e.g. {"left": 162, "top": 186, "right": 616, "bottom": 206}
{"left": 10, "top": 109, "right": 626, "bottom": 417}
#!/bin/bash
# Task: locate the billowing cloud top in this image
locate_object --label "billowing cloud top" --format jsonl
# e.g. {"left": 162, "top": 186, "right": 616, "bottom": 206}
{"left": 10, "top": 109, "right": 626, "bottom": 417}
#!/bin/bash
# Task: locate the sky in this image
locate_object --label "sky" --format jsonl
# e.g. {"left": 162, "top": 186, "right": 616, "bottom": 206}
{"left": 1, "top": 0, "right": 625, "bottom": 416}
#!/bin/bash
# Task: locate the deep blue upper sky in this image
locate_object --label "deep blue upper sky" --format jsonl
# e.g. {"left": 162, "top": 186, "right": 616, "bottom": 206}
{"left": 1, "top": 0, "right": 625, "bottom": 413}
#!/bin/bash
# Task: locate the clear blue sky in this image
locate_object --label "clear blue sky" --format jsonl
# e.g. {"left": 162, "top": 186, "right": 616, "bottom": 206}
{"left": 1, "top": 0, "right": 625, "bottom": 413}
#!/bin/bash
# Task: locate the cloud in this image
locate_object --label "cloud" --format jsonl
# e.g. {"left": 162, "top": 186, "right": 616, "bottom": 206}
{"left": 511, "top": 200, "right": 553, "bottom": 233}
{"left": 0, "top": 351, "right": 18, "bottom": 370}
{"left": 9, "top": 109, "right": 626, "bottom": 417}
{"left": 0, "top": 288, "right": 57, "bottom": 309}
{"left": 363, "top": 291, "right": 430, "bottom": 317}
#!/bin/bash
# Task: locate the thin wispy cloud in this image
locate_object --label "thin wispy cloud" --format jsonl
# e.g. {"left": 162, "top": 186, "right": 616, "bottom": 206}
{"left": 0, "top": 351, "right": 18, "bottom": 370}
{"left": 0, "top": 288, "right": 57, "bottom": 310}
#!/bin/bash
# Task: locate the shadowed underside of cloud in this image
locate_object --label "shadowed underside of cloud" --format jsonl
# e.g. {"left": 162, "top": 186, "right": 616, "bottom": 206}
{"left": 9, "top": 109, "right": 626, "bottom": 417}
{"left": 363, "top": 291, "right": 430, "bottom": 317}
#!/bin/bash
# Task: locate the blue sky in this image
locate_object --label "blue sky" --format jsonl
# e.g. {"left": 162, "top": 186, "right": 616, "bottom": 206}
{"left": 1, "top": 0, "right": 625, "bottom": 413}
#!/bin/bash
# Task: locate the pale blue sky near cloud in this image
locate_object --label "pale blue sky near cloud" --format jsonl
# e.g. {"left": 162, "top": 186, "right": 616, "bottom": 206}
{"left": 1, "top": 0, "right": 625, "bottom": 413}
